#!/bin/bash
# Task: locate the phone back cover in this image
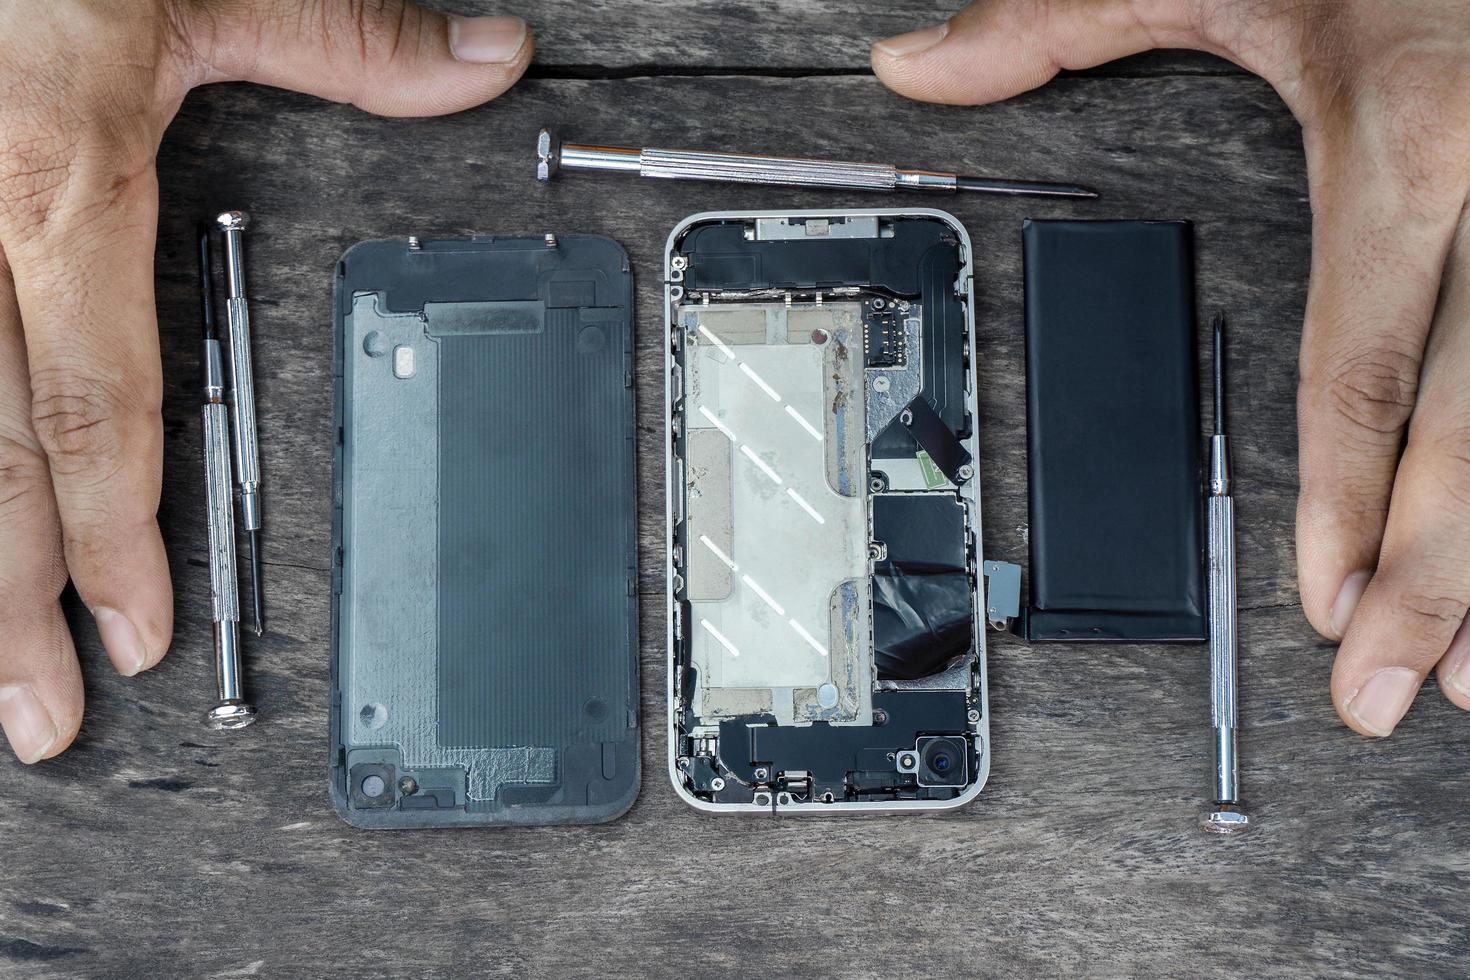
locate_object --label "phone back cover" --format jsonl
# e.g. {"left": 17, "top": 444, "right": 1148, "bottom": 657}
{"left": 1021, "top": 220, "right": 1205, "bottom": 642}
{"left": 330, "top": 236, "right": 639, "bottom": 827}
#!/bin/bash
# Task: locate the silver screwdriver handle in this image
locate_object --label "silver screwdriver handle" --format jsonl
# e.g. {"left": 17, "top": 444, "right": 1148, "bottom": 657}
{"left": 544, "top": 134, "right": 960, "bottom": 193}
{"left": 202, "top": 389, "right": 252, "bottom": 727}
{"left": 203, "top": 398, "right": 238, "bottom": 631}
{"left": 1207, "top": 490, "right": 1239, "bottom": 804}
{"left": 640, "top": 146, "right": 901, "bottom": 191}
{"left": 203, "top": 392, "right": 255, "bottom": 730}
{"left": 216, "top": 211, "right": 262, "bottom": 531}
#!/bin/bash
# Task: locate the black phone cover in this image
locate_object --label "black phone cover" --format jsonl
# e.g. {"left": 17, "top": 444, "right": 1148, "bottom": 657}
{"left": 330, "top": 236, "right": 639, "bottom": 827}
{"left": 1020, "top": 219, "right": 1205, "bottom": 642}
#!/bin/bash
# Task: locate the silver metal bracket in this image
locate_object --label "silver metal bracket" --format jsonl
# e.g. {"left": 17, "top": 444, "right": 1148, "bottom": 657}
{"left": 982, "top": 560, "right": 1022, "bottom": 631}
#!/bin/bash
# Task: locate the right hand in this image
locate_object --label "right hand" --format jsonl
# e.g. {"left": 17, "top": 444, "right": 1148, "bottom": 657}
{"left": 0, "top": 0, "right": 533, "bottom": 763}
{"left": 871, "top": 0, "right": 1470, "bottom": 738}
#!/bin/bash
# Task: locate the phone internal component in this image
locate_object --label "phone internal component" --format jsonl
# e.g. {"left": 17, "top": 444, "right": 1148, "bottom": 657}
{"left": 667, "top": 211, "right": 998, "bottom": 813}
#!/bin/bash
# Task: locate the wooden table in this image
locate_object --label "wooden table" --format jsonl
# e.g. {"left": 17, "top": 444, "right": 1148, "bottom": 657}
{"left": 5, "top": 3, "right": 1466, "bottom": 976}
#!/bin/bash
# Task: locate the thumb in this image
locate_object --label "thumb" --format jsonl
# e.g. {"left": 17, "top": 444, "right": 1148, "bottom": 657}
{"left": 871, "top": 0, "right": 1203, "bottom": 105}
{"left": 189, "top": 1, "right": 533, "bottom": 117}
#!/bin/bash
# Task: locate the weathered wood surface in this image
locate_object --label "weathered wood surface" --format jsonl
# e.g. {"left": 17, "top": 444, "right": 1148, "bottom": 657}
{"left": 2, "top": 4, "right": 1467, "bottom": 977}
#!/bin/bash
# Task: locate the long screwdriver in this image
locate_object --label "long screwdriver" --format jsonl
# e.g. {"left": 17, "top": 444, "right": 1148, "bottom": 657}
{"left": 535, "top": 129, "right": 1099, "bottom": 200}
{"left": 1201, "top": 313, "right": 1248, "bottom": 834}
{"left": 198, "top": 225, "right": 255, "bottom": 730}
{"left": 215, "top": 211, "right": 264, "bottom": 635}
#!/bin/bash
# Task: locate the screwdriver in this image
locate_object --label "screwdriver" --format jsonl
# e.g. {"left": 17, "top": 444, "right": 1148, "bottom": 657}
{"left": 198, "top": 225, "right": 255, "bottom": 730}
{"left": 535, "top": 129, "right": 1099, "bottom": 200}
{"left": 1201, "top": 313, "right": 1248, "bottom": 834}
{"left": 215, "top": 211, "right": 265, "bottom": 636}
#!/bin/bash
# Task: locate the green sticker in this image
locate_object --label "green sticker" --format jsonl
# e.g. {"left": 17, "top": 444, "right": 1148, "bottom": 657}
{"left": 916, "top": 450, "right": 948, "bottom": 489}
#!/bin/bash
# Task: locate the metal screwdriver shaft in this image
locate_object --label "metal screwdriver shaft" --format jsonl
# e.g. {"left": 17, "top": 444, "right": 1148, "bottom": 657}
{"left": 215, "top": 211, "right": 265, "bottom": 636}
{"left": 535, "top": 129, "right": 1099, "bottom": 200}
{"left": 198, "top": 225, "right": 256, "bottom": 730}
{"left": 1201, "top": 313, "right": 1248, "bottom": 833}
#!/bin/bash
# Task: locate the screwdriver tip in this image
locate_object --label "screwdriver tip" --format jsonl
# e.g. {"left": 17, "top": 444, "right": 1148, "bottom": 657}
{"left": 248, "top": 530, "right": 264, "bottom": 636}
{"left": 954, "top": 176, "right": 1100, "bottom": 200}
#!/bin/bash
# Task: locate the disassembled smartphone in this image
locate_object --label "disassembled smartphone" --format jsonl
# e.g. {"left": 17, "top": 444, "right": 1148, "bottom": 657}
{"left": 331, "top": 235, "right": 639, "bottom": 828}
{"left": 665, "top": 209, "right": 1005, "bottom": 813}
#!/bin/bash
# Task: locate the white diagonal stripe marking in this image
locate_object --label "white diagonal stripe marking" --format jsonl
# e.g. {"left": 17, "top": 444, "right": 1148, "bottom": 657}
{"left": 741, "top": 574, "right": 787, "bottom": 617}
{"left": 700, "top": 618, "right": 740, "bottom": 657}
{"left": 784, "top": 404, "right": 823, "bottom": 441}
{"left": 739, "top": 362, "right": 781, "bottom": 401}
{"left": 740, "top": 444, "right": 783, "bottom": 484}
{"left": 785, "top": 488, "right": 825, "bottom": 524}
{"left": 698, "top": 405, "right": 736, "bottom": 440}
{"left": 789, "top": 619, "right": 829, "bottom": 657}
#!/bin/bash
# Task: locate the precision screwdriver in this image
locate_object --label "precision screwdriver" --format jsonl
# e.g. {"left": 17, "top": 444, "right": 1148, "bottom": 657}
{"left": 198, "top": 225, "right": 256, "bottom": 730}
{"left": 535, "top": 129, "right": 1099, "bottom": 200}
{"left": 1201, "top": 313, "right": 1248, "bottom": 834}
{"left": 215, "top": 211, "right": 265, "bottom": 635}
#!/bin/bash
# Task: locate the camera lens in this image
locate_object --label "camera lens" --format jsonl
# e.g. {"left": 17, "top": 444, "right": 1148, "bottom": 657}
{"left": 915, "top": 736, "right": 966, "bottom": 788}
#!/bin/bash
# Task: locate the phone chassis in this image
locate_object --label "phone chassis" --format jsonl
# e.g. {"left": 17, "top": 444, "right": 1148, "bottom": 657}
{"left": 664, "top": 208, "right": 993, "bottom": 815}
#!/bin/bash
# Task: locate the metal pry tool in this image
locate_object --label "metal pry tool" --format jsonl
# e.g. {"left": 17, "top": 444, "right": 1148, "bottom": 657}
{"left": 215, "top": 211, "right": 265, "bottom": 635}
{"left": 536, "top": 129, "right": 1099, "bottom": 200}
{"left": 198, "top": 225, "right": 256, "bottom": 730}
{"left": 1201, "top": 313, "right": 1247, "bottom": 834}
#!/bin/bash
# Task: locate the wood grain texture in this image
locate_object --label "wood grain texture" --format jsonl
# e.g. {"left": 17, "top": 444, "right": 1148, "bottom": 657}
{"left": 0, "top": 26, "right": 1466, "bottom": 980}
{"left": 445, "top": 0, "right": 1249, "bottom": 73}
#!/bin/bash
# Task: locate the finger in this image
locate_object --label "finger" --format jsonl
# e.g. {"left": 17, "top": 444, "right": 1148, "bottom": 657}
{"left": 870, "top": 0, "right": 1204, "bottom": 105}
{"left": 1293, "top": 140, "right": 1464, "bottom": 641}
{"left": 0, "top": 244, "right": 84, "bottom": 762}
{"left": 4, "top": 162, "right": 172, "bottom": 679}
{"left": 1427, "top": 221, "right": 1470, "bottom": 713}
{"left": 184, "top": 0, "right": 533, "bottom": 117}
{"left": 1331, "top": 220, "right": 1470, "bottom": 736}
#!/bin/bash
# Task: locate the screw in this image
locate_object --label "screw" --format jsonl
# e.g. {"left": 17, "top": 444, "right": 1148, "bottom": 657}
{"left": 873, "top": 376, "right": 891, "bottom": 393}
{"left": 958, "top": 464, "right": 974, "bottom": 481}
{"left": 407, "top": 235, "right": 422, "bottom": 251}
{"left": 671, "top": 255, "right": 688, "bottom": 271}
{"left": 967, "top": 709, "right": 981, "bottom": 724}
{"left": 710, "top": 777, "right": 726, "bottom": 792}
{"left": 398, "top": 776, "right": 418, "bottom": 796}
{"left": 544, "top": 233, "right": 558, "bottom": 248}
{"left": 899, "top": 408, "right": 913, "bottom": 426}
{"left": 754, "top": 767, "right": 769, "bottom": 781}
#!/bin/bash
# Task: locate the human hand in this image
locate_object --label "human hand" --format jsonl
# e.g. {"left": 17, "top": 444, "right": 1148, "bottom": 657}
{"left": 872, "top": 0, "right": 1470, "bottom": 736}
{"left": 0, "top": 0, "right": 532, "bottom": 762}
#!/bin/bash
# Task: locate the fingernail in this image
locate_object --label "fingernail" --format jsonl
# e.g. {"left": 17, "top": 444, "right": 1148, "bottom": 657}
{"left": 1345, "top": 667, "right": 1421, "bottom": 737}
{"left": 874, "top": 23, "right": 949, "bottom": 58}
{"left": 1443, "top": 621, "right": 1470, "bottom": 699}
{"left": 0, "top": 685, "right": 58, "bottom": 764}
{"left": 448, "top": 15, "right": 527, "bottom": 64}
{"left": 1328, "top": 569, "right": 1372, "bottom": 640}
{"left": 93, "top": 606, "right": 148, "bottom": 676}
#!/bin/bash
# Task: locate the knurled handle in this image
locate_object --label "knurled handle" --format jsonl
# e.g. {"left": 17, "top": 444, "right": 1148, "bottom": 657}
{"left": 203, "top": 402, "right": 239, "bottom": 623}
{"left": 1207, "top": 494, "right": 1237, "bottom": 729}
{"left": 640, "top": 148, "right": 897, "bottom": 191}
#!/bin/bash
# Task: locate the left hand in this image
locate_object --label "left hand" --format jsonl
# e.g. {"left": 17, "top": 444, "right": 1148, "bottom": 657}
{"left": 0, "top": 0, "right": 533, "bottom": 764}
